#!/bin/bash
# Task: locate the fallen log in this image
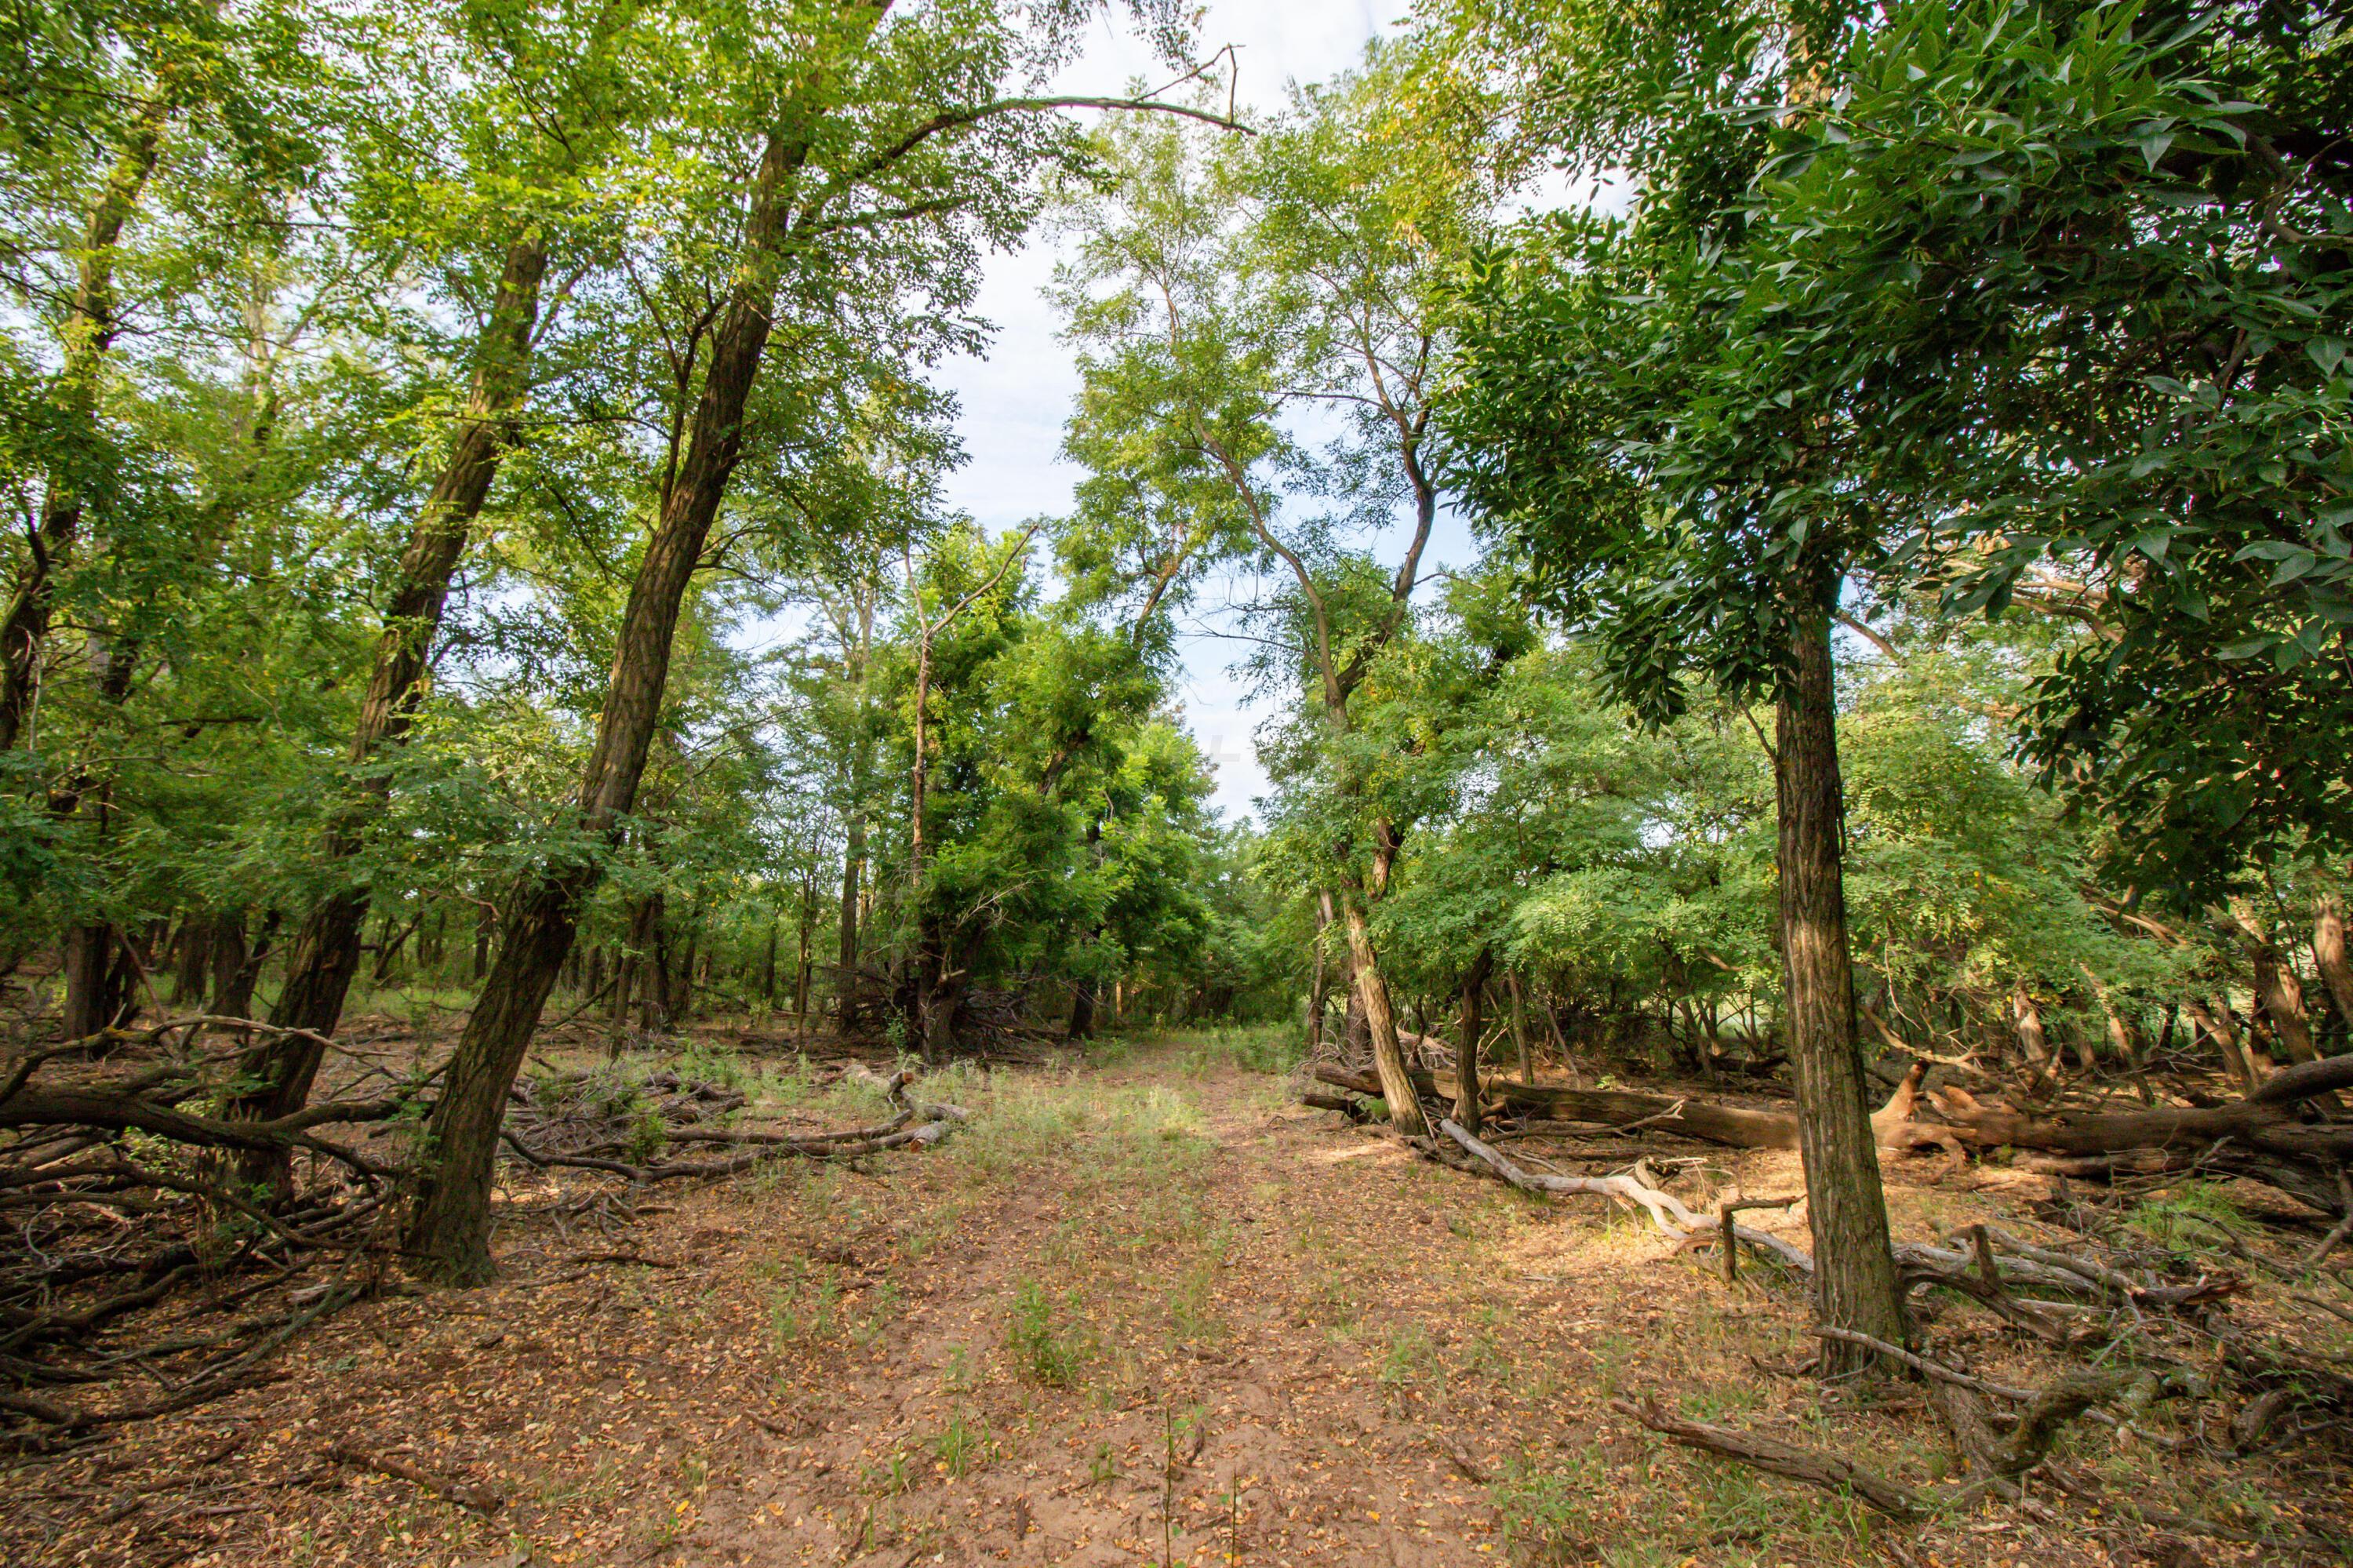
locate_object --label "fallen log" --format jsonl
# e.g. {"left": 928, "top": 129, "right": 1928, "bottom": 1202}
{"left": 1315, "top": 1061, "right": 1933, "bottom": 1153}
{"left": 1323, "top": 1051, "right": 2353, "bottom": 1215}
{"left": 1317, "top": 1064, "right": 1800, "bottom": 1148}
{"left": 1929, "top": 1053, "right": 2353, "bottom": 1215}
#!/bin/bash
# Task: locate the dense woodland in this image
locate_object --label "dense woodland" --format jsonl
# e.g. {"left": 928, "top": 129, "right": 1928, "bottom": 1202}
{"left": 3, "top": 0, "right": 2353, "bottom": 1561}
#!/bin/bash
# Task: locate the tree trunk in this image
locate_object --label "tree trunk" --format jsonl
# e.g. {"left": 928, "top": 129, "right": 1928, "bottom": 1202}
{"left": 2188, "top": 995, "right": 2261, "bottom": 1090}
{"left": 670, "top": 919, "right": 698, "bottom": 1024}
{"left": 238, "top": 230, "right": 550, "bottom": 1165}
{"left": 2010, "top": 982, "right": 2053, "bottom": 1077}
{"left": 606, "top": 940, "right": 637, "bottom": 1060}
{"left": 836, "top": 829, "right": 862, "bottom": 1026}
{"left": 1304, "top": 893, "right": 1331, "bottom": 1057}
{"left": 1341, "top": 888, "right": 1423, "bottom": 1137}
{"left": 761, "top": 917, "right": 778, "bottom": 1006}
{"left": 400, "top": 99, "right": 824, "bottom": 1282}
{"left": 208, "top": 913, "right": 248, "bottom": 1016}
{"left": 60, "top": 924, "right": 125, "bottom": 1040}
{"left": 170, "top": 919, "right": 211, "bottom": 1006}
{"left": 473, "top": 901, "right": 492, "bottom": 980}
{"left": 1453, "top": 948, "right": 1493, "bottom": 1133}
{"left": 792, "top": 886, "right": 813, "bottom": 1035}
{"left": 2313, "top": 895, "right": 2353, "bottom": 1034}
{"left": 1506, "top": 970, "right": 1534, "bottom": 1084}
{"left": 638, "top": 893, "right": 671, "bottom": 1033}
{"left": 216, "top": 911, "right": 278, "bottom": 1025}
{"left": 2249, "top": 940, "right": 2321, "bottom": 1065}
{"left": 1070, "top": 981, "right": 1097, "bottom": 1040}
{"left": 1774, "top": 594, "right": 1906, "bottom": 1373}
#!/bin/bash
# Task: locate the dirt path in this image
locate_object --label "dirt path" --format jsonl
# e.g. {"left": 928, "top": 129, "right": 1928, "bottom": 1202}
{"left": 12, "top": 1038, "right": 2338, "bottom": 1566}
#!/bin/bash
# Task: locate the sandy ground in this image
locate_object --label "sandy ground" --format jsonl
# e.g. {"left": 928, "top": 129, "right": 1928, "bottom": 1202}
{"left": 9, "top": 1034, "right": 2349, "bottom": 1567}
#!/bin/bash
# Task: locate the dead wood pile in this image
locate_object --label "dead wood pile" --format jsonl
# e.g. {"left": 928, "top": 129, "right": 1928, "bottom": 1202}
{"left": 1315, "top": 1051, "right": 2353, "bottom": 1218}
{"left": 0, "top": 1020, "right": 962, "bottom": 1447}
{"left": 1315, "top": 1047, "right": 2353, "bottom": 1549}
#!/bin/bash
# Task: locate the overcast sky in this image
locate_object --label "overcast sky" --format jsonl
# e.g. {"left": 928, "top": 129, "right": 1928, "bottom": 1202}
{"left": 933, "top": 2, "right": 1426, "bottom": 824}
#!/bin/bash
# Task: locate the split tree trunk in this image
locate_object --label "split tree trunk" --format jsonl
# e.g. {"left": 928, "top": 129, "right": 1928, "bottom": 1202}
{"left": 1773, "top": 593, "right": 1906, "bottom": 1372}
{"left": 2249, "top": 940, "right": 2321, "bottom": 1064}
{"left": 400, "top": 107, "right": 820, "bottom": 1283}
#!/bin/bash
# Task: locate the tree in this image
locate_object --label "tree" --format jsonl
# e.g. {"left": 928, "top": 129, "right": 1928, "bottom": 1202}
{"left": 402, "top": 0, "right": 1238, "bottom": 1282}
{"left": 1434, "top": 0, "right": 1913, "bottom": 1362}
{"left": 236, "top": 0, "right": 668, "bottom": 1188}
{"left": 1056, "top": 48, "right": 1500, "bottom": 1130}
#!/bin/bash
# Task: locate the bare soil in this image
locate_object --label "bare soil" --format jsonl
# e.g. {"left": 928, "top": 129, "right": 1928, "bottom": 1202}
{"left": 8, "top": 1030, "right": 2349, "bottom": 1567}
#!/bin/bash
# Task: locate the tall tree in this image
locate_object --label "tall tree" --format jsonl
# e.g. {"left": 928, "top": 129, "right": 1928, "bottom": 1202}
{"left": 402, "top": 0, "right": 1233, "bottom": 1282}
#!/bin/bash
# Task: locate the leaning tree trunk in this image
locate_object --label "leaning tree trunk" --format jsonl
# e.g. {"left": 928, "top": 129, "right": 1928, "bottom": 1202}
{"left": 1341, "top": 886, "right": 1424, "bottom": 1137}
{"left": 401, "top": 116, "right": 814, "bottom": 1284}
{"left": 236, "top": 231, "right": 549, "bottom": 1184}
{"left": 1774, "top": 592, "right": 1907, "bottom": 1373}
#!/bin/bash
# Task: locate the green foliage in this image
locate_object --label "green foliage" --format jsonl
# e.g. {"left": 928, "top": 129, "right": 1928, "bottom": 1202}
{"left": 1006, "top": 1277, "right": 1087, "bottom": 1388}
{"left": 1439, "top": 0, "right": 2353, "bottom": 906}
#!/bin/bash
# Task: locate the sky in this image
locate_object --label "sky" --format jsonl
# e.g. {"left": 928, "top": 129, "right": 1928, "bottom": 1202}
{"left": 932, "top": 2, "right": 1428, "bottom": 825}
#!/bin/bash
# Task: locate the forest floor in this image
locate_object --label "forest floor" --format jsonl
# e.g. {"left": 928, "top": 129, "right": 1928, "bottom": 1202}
{"left": 9, "top": 1022, "right": 2351, "bottom": 1568}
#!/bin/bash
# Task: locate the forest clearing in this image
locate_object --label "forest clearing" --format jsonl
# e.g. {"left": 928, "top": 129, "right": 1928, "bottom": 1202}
{"left": 9, "top": 1012, "right": 2351, "bottom": 1568}
{"left": 5, "top": 0, "right": 2353, "bottom": 1563}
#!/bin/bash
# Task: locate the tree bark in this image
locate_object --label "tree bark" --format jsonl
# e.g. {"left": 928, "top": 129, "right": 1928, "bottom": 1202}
{"left": 401, "top": 95, "right": 827, "bottom": 1282}
{"left": 59, "top": 923, "right": 129, "bottom": 1040}
{"left": 170, "top": 919, "right": 211, "bottom": 1006}
{"left": 1506, "top": 970, "right": 1533, "bottom": 1083}
{"left": 2010, "top": 981, "right": 2053, "bottom": 1077}
{"left": 1304, "top": 893, "right": 1332, "bottom": 1057}
{"left": 238, "top": 230, "right": 550, "bottom": 1161}
{"left": 2187, "top": 995, "right": 2261, "bottom": 1090}
{"left": 1453, "top": 948, "right": 1493, "bottom": 1133}
{"left": 1341, "top": 885, "right": 1423, "bottom": 1137}
{"left": 836, "top": 824, "right": 863, "bottom": 1025}
{"left": 2249, "top": 937, "right": 2321, "bottom": 1064}
{"left": 2314, "top": 895, "right": 2353, "bottom": 1032}
{"left": 1773, "top": 594, "right": 1906, "bottom": 1372}
{"left": 215, "top": 911, "right": 278, "bottom": 1025}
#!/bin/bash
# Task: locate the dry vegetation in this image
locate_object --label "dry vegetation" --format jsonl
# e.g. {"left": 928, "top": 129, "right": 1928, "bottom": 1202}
{"left": 6, "top": 1019, "right": 2350, "bottom": 1568}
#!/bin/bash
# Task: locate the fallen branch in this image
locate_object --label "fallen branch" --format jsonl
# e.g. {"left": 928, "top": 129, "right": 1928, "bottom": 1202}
{"left": 1436, "top": 1119, "right": 1815, "bottom": 1270}
{"left": 1616, "top": 1395, "right": 1927, "bottom": 1518}
{"left": 326, "top": 1441, "right": 504, "bottom": 1515}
